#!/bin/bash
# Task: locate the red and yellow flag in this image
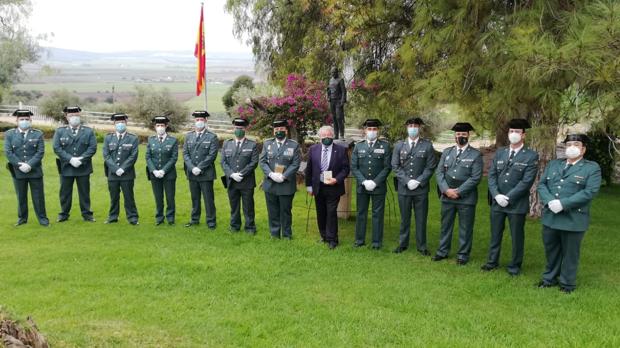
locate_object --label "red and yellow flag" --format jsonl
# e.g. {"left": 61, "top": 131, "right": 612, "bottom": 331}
{"left": 194, "top": 4, "right": 206, "bottom": 96}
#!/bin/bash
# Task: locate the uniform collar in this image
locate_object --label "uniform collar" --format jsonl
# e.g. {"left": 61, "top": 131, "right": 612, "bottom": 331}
{"left": 408, "top": 137, "right": 418, "bottom": 147}
{"left": 116, "top": 131, "right": 126, "bottom": 138}
{"left": 509, "top": 144, "right": 523, "bottom": 155}
{"left": 456, "top": 144, "right": 469, "bottom": 152}
{"left": 158, "top": 133, "right": 167, "bottom": 141}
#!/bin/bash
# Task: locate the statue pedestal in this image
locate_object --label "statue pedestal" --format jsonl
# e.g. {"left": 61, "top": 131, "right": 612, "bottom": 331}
{"left": 334, "top": 139, "right": 355, "bottom": 220}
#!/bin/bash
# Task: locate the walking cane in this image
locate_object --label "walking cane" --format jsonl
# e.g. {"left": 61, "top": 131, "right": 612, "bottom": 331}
{"left": 305, "top": 192, "right": 314, "bottom": 235}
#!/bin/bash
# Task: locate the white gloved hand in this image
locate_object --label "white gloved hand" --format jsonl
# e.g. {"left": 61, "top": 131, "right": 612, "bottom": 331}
{"left": 191, "top": 167, "right": 202, "bottom": 176}
{"left": 269, "top": 172, "right": 284, "bottom": 183}
{"left": 18, "top": 162, "right": 31, "bottom": 173}
{"left": 365, "top": 180, "right": 377, "bottom": 191}
{"left": 115, "top": 168, "right": 125, "bottom": 176}
{"left": 407, "top": 179, "right": 420, "bottom": 190}
{"left": 231, "top": 173, "right": 243, "bottom": 182}
{"left": 306, "top": 186, "right": 313, "bottom": 194}
{"left": 158, "top": 170, "right": 166, "bottom": 178}
{"left": 152, "top": 170, "right": 164, "bottom": 178}
{"left": 494, "top": 194, "right": 510, "bottom": 207}
{"left": 69, "top": 157, "right": 82, "bottom": 168}
{"left": 548, "top": 199, "right": 564, "bottom": 214}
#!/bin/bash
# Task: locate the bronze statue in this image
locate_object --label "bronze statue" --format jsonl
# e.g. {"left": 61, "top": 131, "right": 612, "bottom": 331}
{"left": 327, "top": 67, "right": 347, "bottom": 139}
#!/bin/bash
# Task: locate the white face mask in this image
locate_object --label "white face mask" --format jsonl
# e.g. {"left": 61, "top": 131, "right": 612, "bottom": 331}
{"left": 156, "top": 126, "right": 166, "bottom": 135}
{"left": 366, "top": 131, "right": 377, "bottom": 141}
{"left": 565, "top": 145, "right": 581, "bottom": 159}
{"left": 68, "top": 116, "right": 81, "bottom": 127}
{"left": 508, "top": 132, "right": 522, "bottom": 144}
{"left": 195, "top": 120, "right": 205, "bottom": 129}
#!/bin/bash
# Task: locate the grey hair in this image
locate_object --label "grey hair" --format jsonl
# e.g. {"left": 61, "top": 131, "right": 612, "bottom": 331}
{"left": 318, "top": 125, "right": 335, "bottom": 137}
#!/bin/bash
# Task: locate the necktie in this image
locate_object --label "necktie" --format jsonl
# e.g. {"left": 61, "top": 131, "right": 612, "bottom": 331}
{"left": 277, "top": 142, "right": 282, "bottom": 149}
{"left": 235, "top": 141, "right": 241, "bottom": 155}
{"left": 562, "top": 163, "right": 573, "bottom": 176}
{"left": 369, "top": 141, "right": 374, "bottom": 149}
{"left": 321, "top": 147, "right": 329, "bottom": 172}
{"left": 72, "top": 128, "right": 78, "bottom": 136}
{"left": 456, "top": 149, "right": 462, "bottom": 161}
{"left": 159, "top": 136, "right": 163, "bottom": 143}
{"left": 509, "top": 150, "right": 515, "bottom": 163}
{"left": 21, "top": 132, "right": 26, "bottom": 140}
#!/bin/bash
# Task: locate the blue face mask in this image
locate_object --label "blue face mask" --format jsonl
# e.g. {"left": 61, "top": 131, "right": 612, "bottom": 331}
{"left": 195, "top": 121, "right": 206, "bottom": 129}
{"left": 407, "top": 127, "right": 419, "bottom": 138}
{"left": 18, "top": 120, "right": 31, "bottom": 130}
{"left": 115, "top": 122, "right": 127, "bottom": 133}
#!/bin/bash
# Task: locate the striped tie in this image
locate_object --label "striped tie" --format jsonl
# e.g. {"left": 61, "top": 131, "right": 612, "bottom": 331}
{"left": 321, "top": 147, "right": 329, "bottom": 172}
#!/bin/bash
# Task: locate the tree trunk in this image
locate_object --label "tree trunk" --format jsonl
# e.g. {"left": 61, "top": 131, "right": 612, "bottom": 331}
{"left": 528, "top": 110, "right": 559, "bottom": 218}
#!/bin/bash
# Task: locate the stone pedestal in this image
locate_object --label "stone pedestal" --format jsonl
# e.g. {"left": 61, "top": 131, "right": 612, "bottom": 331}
{"left": 334, "top": 138, "right": 355, "bottom": 220}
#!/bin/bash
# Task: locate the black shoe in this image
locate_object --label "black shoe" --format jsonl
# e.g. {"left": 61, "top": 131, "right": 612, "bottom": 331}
{"left": 480, "top": 264, "right": 498, "bottom": 272}
{"left": 168, "top": 221, "right": 175, "bottom": 226}
{"left": 283, "top": 236, "right": 292, "bottom": 240}
{"left": 156, "top": 221, "right": 164, "bottom": 226}
{"left": 507, "top": 270, "right": 520, "bottom": 277}
{"left": 393, "top": 246, "right": 407, "bottom": 254}
{"left": 536, "top": 281, "right": 556, "bottom": 289}
{"left": 318, "top": 238, "right": 327, "bottom": 244}
{"left": 57, "top": 216, "right": 69, "bottom": 223}
{"left": 353, "top": 241, "right": 365, "bottom": 247}
{"left": 431, "top": 254, "right": 448, "bottom": 262}
{"left": 245, "top": 229, "right": 256, "bottom": 235}
{"left": 371, "top": 245, "right": 381, "bottom": 250}
{"left": 14, "top": 220, "right": 27, "bottom": 227}
{"left": 418, "top": 249, "right": 431, "bottom": 256}
{"left": 104, "top": 219, "right": 118, "bottom": 224}
{"left": 208, "top": 225, "right": 216, "bottom": 230}
{"left": 129, "top": 221, "right": 139, "bottom": 225}
{"left": 229, "top": 227, "right": 240, "bottom": 233}
{"left": 83, "top": 217, "right": 96, "bottom": 222}
{"left": 456, "top": 259, "right": 468, "bottom": 266}
{"left": 184, "top": 222, "right": 198, "bottom": 227}
{"left": 328, "top": 242, "right": 338, "bottom": 249}
{"left": 559, "top": 286, "right": 574, "bottom": 294}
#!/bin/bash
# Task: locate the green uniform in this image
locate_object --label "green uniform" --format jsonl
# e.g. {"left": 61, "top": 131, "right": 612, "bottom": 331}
{"left": 485, "top": 146, "right": 539, "bottom": 274}
{"left": 183, "top": 129, "right": 219, "bottom": 228}
{"left": 259, "top": 138, "right": 301, "bottom": 238}
{"left": 435, "top": 145, "right": 483, "bottom": 262}
{"left": 220, "top": 138, "right": 259, "bottom": 233}
{"left": 103, "top": 132, "right": 140, "bottom": 223}
{"left": 52, "top": 125, "right": 97, "bottom": 221}
{"left": 537, "top": 158, "right": 601, "bottom": 290}
{"left": 4, "top": 128, "right": 49, "bottom": 226}
{"left": 392, "top": 138, "right": 437, "bottom": 252}
{"left": 146, "top": 134, "right": 178, "bottom": 224}
{"left": 351, "top": 139, "right": 391, "bottom": 247}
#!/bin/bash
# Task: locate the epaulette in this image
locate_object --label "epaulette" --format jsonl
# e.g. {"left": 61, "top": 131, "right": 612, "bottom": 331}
{"left": 30, "top": 128, "right": 42, "bottom": 133}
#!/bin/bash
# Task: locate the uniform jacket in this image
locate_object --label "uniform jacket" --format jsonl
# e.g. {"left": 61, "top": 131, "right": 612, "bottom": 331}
{"left": 52, "top": 125, "right": 97, "bottom": 177}
{"left": 436, "top": 145, "right": 483, "bottom": 205}
{"left": 391, "top": 138, "right": 437, "bottom": 196}
{"left": 350, "top": 139, "right": 391, "bottom": 195}
{"left": 487, "top": 146, "right": 539, "bottom": 214}
{"left": 220, "top": 138, "right": 259, "bottom": 189}
{"left": 259, "top": 138, "right": 301, "bottom": 196}
{"left": 103, "top": 132, "right": 139, "bottom": 181}
{"left": 183, "top": 130, "right": 219, "bottom": 181}
{"left": 146, "top": 134, "right": 179, "bottom": 181}
{"left": 4, "top": 128, "right": 45, "bottom": 179}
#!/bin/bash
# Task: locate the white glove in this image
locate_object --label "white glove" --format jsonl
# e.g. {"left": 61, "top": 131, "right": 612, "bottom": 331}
{"left": 231, "top": 173, "right": 243, "bottom": 182}
{"left": 18, "top": 162, "right": 31, "bottom": 173}
{"left": 69, "top": 157, "right": 82, "bottom": 168}
{"left": 191, "top": 167, "right": 202, "bottom": 176}
{"left": 269, "top": 172, "right": 284, "bottom": 183}
{"left": 115, "top": 168, "right": 124, "bottom": 176}
{"left": 152, "top": 170, "right": 164, "bottom": 178}
{"left": 306, "top": 186, "right": 313, "bottom": 194}
{"left": 363, "top": 180, "right": 376, "bottom": 191}
{"left": 494, "top": 194, "right": 510, "bottom": 207}
{"left": 548, "top": 199, "right": 564, "bottom": 214}
{"left": 407, "top": 179, "right": 420, "bottom": 190}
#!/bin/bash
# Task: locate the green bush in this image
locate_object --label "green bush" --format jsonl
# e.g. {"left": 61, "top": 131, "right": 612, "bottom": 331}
{"left": 122, "top": 85, "right": 189, "bottom": 132}
{"left": 38, "top": 89, "right": 81, "bottom": 122}
{"left": 585, "top": 130, "right": 616, "bottom": 186}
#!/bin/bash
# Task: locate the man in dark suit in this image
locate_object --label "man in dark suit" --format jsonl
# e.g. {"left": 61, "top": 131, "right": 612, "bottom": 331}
{"left": 53, "top": 106, "right": 97, "bottom": 222}
{"left": 305, "top": 125, "right": 350, "bottom": 249}
{"left": 220, "top": 118, "right": 260, "bottom": 234}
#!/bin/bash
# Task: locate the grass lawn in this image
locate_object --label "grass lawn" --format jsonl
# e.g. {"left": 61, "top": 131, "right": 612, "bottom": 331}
{"left": 0, "top": 141, "right": 619, "bottom": 347}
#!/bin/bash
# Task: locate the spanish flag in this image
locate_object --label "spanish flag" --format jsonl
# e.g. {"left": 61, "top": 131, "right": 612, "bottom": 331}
{"left": 194, "top": 4, "right": 206, "bottom": 96}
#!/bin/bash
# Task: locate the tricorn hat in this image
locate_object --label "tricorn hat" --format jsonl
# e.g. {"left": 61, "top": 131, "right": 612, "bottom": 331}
{"left": 12, "top": 109, "right": 33, "bottom": 117}
{"left": 563, "top": 134, "right": 589, "bottom": 145}
{"left": 233, "top": 118, "right": 249, "bottom": 127}
{"left": 405, "top": 117, "right": 424, "bottom": 126}
{"left": 451, "top": 122, "right": 474, "bottom": 132}
{"left": 110, "top": 113, "right": 128, "bottom": 121}
{"left": 192, "top": 110, "right": 210, "bottom": 118}
{"left": 152, "top": 116, "right": 170, "bottom": 124}
{"left": 63, "top": 106, "right": 82, "bottom": 113}
{"left": 507, "top": 118, "right": 531, "bottom": 130}
{"left": 272, "top": 119, "right": 288, "bottom": 128}
{"left": 363, "top": 118, "right": 382, "bottom": 127}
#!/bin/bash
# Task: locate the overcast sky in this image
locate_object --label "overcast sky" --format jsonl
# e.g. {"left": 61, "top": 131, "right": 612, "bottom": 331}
{"left": 29, "top": 0, "right": 251, "bottom": 53}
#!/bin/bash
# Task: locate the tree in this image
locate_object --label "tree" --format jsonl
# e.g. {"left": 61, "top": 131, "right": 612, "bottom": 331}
{"left": 222, "top": 75, "right": 255, "bottom": 113}
{"left": 0, "top": 0, "right": 40, "bottom": 102}
{"left": 123, "top": 85, "right": 189, "bottom": 132}
{"left": 38, "top": 89, "right": 80, "bottom": 122}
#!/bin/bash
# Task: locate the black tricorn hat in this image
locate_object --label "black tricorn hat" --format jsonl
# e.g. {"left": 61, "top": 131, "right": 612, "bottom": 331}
{"left": 110, "top": 113, "right": 128, "bottom": 121}
{"left": 563, "top": 134, "right": 589, "bottom": 145}
{"left": 63, "top": 106, "right": 82, "bottom": 113}
{"left": 233, "top": 118, "right": 248, "bottom": 127}
{"left": 12, "top": 109, "right": 33, "bottom": 117}
{"left": 192, "top": 110, "right": 210, "bottom": 118}
{"left": 451, "top": 122, "right": 474, "bottom": 132}
{"left": 507, "top": 118, "right": 531, "bottom": 130}
{"left": 363, "top": 118, "right": 382, "bottom": 127}
{"left": 272, "top": 119, "right": 288, "bottom": 128}
{"left": 405, "top": 117, "right": 424, "bottom": 126}
{"left": 152, "top": 116, "right": 170, "bottom": 124}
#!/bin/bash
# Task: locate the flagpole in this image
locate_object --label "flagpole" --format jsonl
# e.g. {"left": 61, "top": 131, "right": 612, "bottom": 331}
{"left": 202, "top": 2, "right": 208, "bottom": 112}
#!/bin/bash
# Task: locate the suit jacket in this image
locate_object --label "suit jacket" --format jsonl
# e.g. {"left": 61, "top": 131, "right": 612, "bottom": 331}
{"left": 304, "top": 143, "right": 350, "bottom": 196}
{"left": 102, "top": 132, "right": 139, "bottom": 181}
{"left": 259, "top": 138, "right": 301, "bottom": 195}
{"left": 4, "top": 128, "right": 45, "bottom": 179}
{"left": 53, "top": 125, "right": 97, "bottom": 177}
{"left": 351, "top": 139, "right": 391, "bottom": 195}
{"left": 183, "top": 130, "right": 219, "bottom": 181}
{"left": 488, "top": 146, "right": 539, "bottom": 214}
{"left": 537, "top": 158, "right": 601, "bottom": 232}
{"left": 436, "top": 145, "right": 483, "bottom": 205}
{"left": 145, "top": 134, "right": 178, "bottom": 181}
{"left": 220, "top": 138, "right": 259, "bottom": 189}
{"left": 391, "top": 138, "right": 437, "bottom": 196}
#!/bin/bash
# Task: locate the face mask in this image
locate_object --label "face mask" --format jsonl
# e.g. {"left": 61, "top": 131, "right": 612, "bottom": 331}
{"left": 156, "top": 126, "right": 166, "bottom": 135}
{"left": 115, "top": 122, "right": 127, "bottom": 133}
{"left": 366, "top": 131, "right": 377, "bottom": 141}
{"left": 565, "top": 145, "right": 581, "bottom": 159}
{"left": 18, "top": 120, "right": 31, "bottom": 130}
{"left": 195, "top": 121, "right": 205, "bottom": 129}
{"left": 457, "top": 136, "right": 468, "bottom": 146}
{"left": 275, "top": 130, "right": 286, "bottom": 140}
{"left": 234, "top": 129, "right": 245, "bottom": 138}
{"left": 68, "top": 116, "right": 81, "bottom": 127}
{"left": 321, "top": 137, "right": 333, "bottom": 146}
{"left": 407, "top": 127, "right": 419, "bottom": 138}
{"left": 508, "top": 132, "right": 522, "bottom": 144}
